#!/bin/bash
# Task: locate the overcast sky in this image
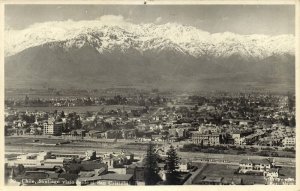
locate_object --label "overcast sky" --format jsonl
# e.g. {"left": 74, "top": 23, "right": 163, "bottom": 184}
{"left": 5, "top": 4, "right": 295, "bottom": 35}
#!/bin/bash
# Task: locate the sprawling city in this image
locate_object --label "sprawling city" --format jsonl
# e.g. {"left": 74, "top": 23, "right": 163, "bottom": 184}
{"left": 4, "top": 88, "right": 296, "bottom": 185}
{"left": 3, "top": 4, "right": 296, "bottom": 187}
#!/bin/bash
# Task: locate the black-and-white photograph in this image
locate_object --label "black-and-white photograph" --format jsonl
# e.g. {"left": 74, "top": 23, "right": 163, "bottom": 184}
{"left": 3, "top": 2, "right": 296, "bottom": 186}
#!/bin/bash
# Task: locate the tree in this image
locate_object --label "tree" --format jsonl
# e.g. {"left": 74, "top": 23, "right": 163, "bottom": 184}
{"left": 144, "top": 142, "right": 161, "bottom": 185}
{"left": 289, "top": 116, "right": 296, "bottom": 127}
{"left": 54, "top": 110, "right": 58, "bottom": 117}
{"left": 281, "top": 117, "right": 289, "bottom": 126}
{"left": 13, "top": 164, "right": 25, "bottom": 177}
{"left": 21, "top": 114, "right": 35, "bottom": 124}
{"left": 60, "top": 111, "right": 65, "bottom": 118}
{"left": 165, "top": 145, "right": 180, "bottom": 185}
{"left": 65, "top": 112, "right": 82, "bottom": 131}
{"left": 24, "top": 95, "right": 29, "bottom": 105}
{"left": 25, "top": 127, "right": 31, "bottom": 134}
{"left": 86, "top": 111, "right": 93, "bottom": 118}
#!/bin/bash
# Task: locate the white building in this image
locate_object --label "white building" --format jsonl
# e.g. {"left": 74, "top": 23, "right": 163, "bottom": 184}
{"left": 282, "top": 137, "right": 295, "bottom": 148}
{"left": 8, "top": 151, "right": 52, "bottom": 167}
{"left": 264, "top": 168, "right": 279, "bottom": 179}
{"left": 43, "top": 118, "right": 63, "bottom": 136}
{"left": 239, "top": 158, "right": 273, "bottom": 173}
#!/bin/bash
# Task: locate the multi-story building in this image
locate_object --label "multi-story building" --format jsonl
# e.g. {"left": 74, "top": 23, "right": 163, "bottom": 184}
{"left": 198, "top": 124, "right": 221, "bottom": 134}
{"left": 121, "top": 129, "right": 136, "bottom": 139}
{"left": 282, "top": 137, "right": 295, "bottom": 148}
{"left": 43, "top": 118, "right": 63, "bottom": 136}
{"left": 191, "top": 131, "right": 220, "bottom": 145}
{"left": 231, "top": 130, "right": 254, "bottom": 145}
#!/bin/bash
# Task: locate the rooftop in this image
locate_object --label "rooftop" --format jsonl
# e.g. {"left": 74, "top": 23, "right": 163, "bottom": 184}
{"left": 240, "top": 159, "right": 271, "bottom": 165}
{"left": 68, "top": 162, "right": 107, "bottom": 172}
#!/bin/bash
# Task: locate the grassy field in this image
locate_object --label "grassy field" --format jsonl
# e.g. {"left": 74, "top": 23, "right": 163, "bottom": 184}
{"left": 279, "top": 166, "right": 296, "bottom": 178}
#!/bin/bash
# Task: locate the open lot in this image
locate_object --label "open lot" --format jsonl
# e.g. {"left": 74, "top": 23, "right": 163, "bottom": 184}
{"left": 278, "top": 166, "right": 296, "bottom": 179}
{"left": 5, "top": 136, "right": 150, "bottom": 156}
{"left": 191, "top": 162, "right": 296, "bottom": 185}
{"left": 193, "top": 163, "right": 265, "bottom": 185}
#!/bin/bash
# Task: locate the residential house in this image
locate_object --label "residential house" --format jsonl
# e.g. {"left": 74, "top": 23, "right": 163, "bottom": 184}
{"left": 239, "top": 158, "right": 273, "bottom": 173}
{"left": 231, "top": 130, "right": 254, "bottom": 145}
{"left": 264, "top": 168, "right": 279, "bottom": 179}
{"left": 121, "top": 129, "right": 136, "bottom": 139}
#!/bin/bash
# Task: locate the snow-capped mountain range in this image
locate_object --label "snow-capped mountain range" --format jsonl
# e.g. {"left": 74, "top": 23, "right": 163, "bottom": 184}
{"left": 5, "top": 19, "right": 294, "bottom": 58}
{"left": 4, "top": 17, "right": 295, "bottom": 91}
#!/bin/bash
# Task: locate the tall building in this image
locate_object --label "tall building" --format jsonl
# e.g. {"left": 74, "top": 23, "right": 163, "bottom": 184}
{"left": 43, "top": 118, "right": 63, "bottom": 136}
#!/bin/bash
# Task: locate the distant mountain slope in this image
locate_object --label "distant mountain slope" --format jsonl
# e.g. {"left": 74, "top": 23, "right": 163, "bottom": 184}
{"left": 5, "top": 20, "right": 295, "bottom": 91}
{"left": 5, "top": 20, "right": 294, "bottom": 58}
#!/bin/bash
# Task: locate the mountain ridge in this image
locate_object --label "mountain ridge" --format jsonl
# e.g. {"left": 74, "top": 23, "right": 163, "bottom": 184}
{"left": 5, "top": 19, "right": 295, "bottom": 92}
{"left": 5, "top": 20, "right": 294, "bottom": 58}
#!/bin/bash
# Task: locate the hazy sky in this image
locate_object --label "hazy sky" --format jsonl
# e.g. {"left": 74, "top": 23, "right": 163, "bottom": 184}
{"left": 5, "top": 4, "right": 295, "bottom": 35}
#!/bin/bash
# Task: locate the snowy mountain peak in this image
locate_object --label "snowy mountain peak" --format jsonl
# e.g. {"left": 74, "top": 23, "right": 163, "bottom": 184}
{"left": 5, "top": 19, "right": 295, "bottom": 58}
